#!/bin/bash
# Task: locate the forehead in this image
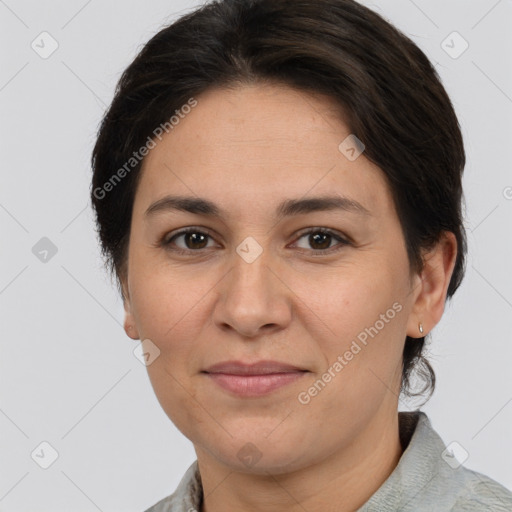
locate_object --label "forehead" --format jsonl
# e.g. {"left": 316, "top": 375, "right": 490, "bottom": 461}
{"left": 134, "top": 83, "right": 393, "bottom": 219}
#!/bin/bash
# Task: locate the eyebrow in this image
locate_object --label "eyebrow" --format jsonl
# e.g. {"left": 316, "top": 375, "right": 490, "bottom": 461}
{"left": 144, "top": 194, "right": 372, "bottom": 220}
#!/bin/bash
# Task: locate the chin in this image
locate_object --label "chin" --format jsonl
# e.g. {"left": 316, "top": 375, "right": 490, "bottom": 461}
{"left": 202, "top": 430, "right": 313, "bottom": 475}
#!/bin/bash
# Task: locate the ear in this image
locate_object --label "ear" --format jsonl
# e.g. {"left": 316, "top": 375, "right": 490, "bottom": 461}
{"left": 406, "top": 231, "right": 458, "bottom": 339}
{"left": 121, "top": 277, "right": 140, "bottom": 340}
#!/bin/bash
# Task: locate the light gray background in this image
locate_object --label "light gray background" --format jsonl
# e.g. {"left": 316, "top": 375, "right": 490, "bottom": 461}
{"left": 1, "top": 0, "right": 511, "bottom": 510}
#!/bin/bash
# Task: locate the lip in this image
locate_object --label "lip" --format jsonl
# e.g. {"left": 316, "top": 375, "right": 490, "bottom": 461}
{"left": 204, "top": 372, "right": 306, "bottom": 397}
{"left": 203, "top": 360, "right": 306, "bottom": 375}
{"left": 202, "top": 360, "right": 308, "bottom": 397}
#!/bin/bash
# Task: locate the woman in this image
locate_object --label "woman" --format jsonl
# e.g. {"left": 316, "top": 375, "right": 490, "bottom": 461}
{"left": 90, "top": 0, "right": 512, "bottom": 510}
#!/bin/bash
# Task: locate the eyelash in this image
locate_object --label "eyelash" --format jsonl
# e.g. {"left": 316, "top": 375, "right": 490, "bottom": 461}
{"left": 160, "top": 226, "right": 351, "bottom": 256}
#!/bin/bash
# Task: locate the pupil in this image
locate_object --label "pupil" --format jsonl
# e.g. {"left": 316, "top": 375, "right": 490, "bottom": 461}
{"left": 311, "top": 232, "right": 330, "bottom": 250}
{"left": 187, "top": 232, "right": 207, "bottom": 249}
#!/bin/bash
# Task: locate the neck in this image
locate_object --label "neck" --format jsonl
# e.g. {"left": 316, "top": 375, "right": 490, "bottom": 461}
{"left": 198, "top": 409, "right": 403, "bottom": 512}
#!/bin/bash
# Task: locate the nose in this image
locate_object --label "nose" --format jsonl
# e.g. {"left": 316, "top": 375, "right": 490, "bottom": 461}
{"left": 212, "top": 250, "right": 292, "bottom": 338}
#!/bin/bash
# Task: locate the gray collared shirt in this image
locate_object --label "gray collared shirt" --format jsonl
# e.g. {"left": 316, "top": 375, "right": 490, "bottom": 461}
{"left": 144, "top": 411, "right": 512, "bottom": 511}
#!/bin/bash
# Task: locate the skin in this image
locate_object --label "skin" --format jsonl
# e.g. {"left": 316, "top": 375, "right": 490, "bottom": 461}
{"left": 122, "top": 83, "right": 457, "bottom": 512}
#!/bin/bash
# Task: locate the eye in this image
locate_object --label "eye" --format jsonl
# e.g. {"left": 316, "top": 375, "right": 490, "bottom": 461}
{"left": 162, "top": 227, "right": 216, "bottom": 253}
{"left": 291, "top": 228, "right": 350, "bottom": 254}
{"left": 161, "top": 227, "right": 350, "bottom": 256}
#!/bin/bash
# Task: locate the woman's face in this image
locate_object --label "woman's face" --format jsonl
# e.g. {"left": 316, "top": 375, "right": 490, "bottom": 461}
{"left": 123, "top": 83, "right": 427, "bottom": 473}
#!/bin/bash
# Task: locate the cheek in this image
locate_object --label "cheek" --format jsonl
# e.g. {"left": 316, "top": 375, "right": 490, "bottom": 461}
{"left": 129, "top": 269, "right": 210, "bottom": 434}
{"left": 294, "top": 277, "right": 406, "bottom": 441}
{"left": 298, "top": 258, "right": 408, "bottom": 398}
{"left": 129, "top": 253, "right": 210, "bottom": 338}
{"left": 306, "top": 260, "right": 406, "bottom": 343}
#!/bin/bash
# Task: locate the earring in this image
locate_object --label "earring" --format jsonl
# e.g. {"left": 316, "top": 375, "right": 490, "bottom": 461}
{"left": 419, "top": 323, "right": 424, "bottom": 334}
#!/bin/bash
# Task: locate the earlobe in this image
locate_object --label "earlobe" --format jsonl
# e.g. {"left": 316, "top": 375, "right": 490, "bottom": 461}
{"left": 124, "top": 300, "right": 140, "bottom": 340}
{"left": 121, "top": 280, "right": 140, "bottom": 340}
{"left": 124, "top": 320, "right": 140, "bottom": 340}
{"left": 406, "top": 232, "right": 458, "bottom": 339}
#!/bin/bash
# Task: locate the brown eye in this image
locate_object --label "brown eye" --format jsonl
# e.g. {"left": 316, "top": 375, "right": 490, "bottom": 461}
{"left": 161, "top": 227, "right": 349, "bottom": 256}
{"left": 163, "top": 228, "right": 216, "bottom": 253}
{"left": 293, "top": 228, "right": 350, "bottom": 254}
{"left": 308, "top": 232, "right": 332, "bottom": 250}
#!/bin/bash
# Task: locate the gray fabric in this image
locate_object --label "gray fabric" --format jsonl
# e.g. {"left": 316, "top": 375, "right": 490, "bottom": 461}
{"left": 144, "top": 411, "right": 512, "bottom": 511}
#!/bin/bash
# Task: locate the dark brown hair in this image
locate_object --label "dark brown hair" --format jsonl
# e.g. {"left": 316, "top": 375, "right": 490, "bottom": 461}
{"left": 91, "top": 0, "right": 467, "bottom": 402}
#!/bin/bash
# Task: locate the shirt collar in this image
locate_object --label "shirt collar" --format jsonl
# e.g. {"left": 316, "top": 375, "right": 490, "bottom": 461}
{"left": 356, "top": 410, "right": 441, "bottom": 511}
